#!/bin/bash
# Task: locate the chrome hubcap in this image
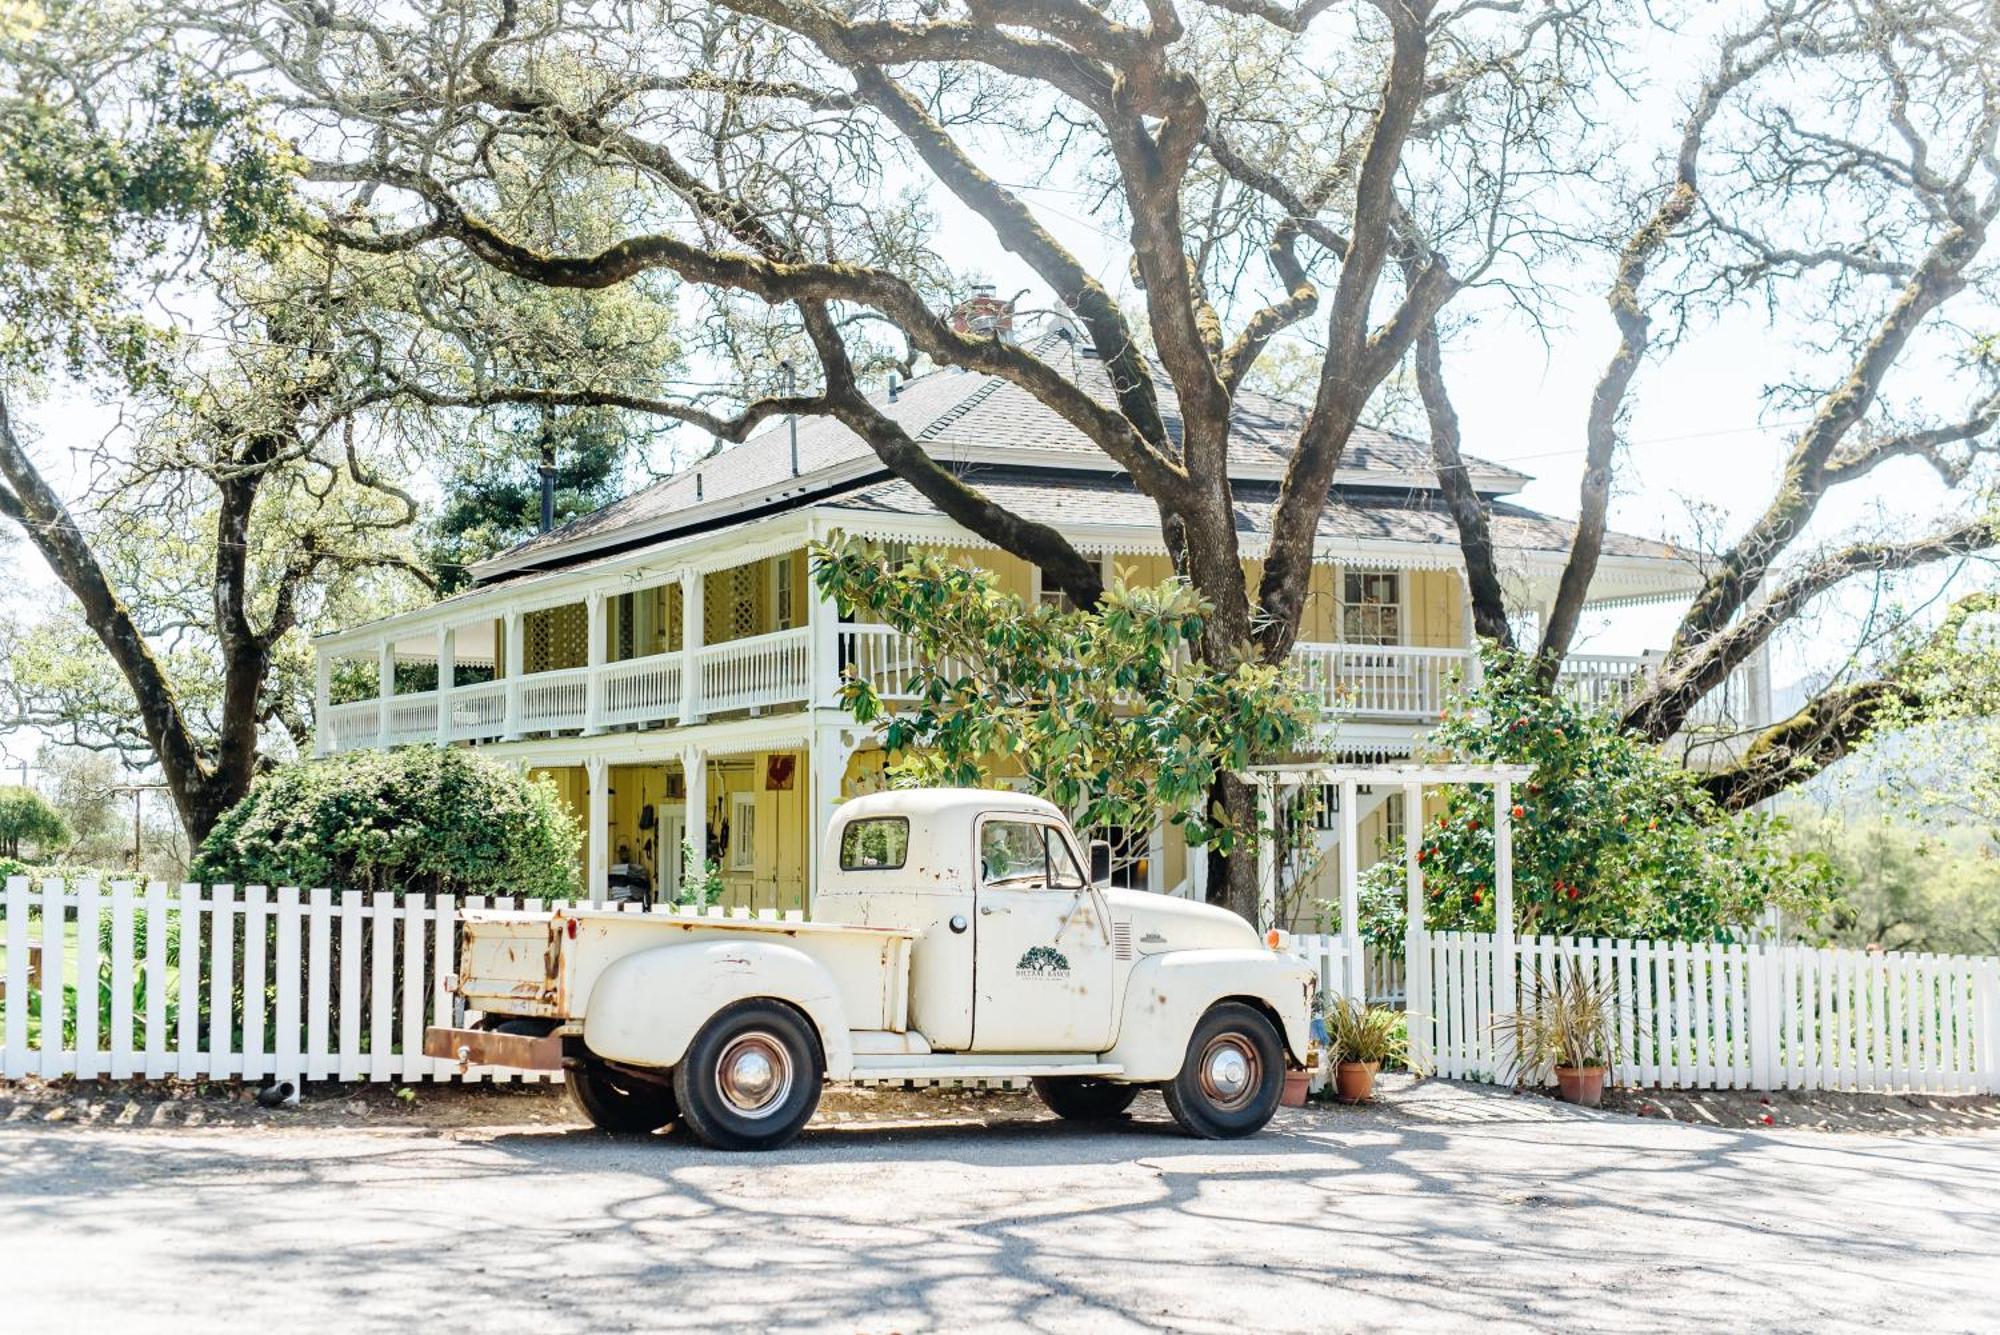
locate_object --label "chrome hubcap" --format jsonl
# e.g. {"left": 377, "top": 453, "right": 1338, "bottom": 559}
{"left": 1198, "top": 1035, "right": 1260, "bottom": 1112}
{"left": 716, "top": 1033, "right": 793, "bottom": 1119}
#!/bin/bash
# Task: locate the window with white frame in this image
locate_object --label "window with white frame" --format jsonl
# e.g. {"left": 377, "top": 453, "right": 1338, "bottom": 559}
{"left": 1379, "top": 792, "right": 1406, "bottom": 857}
{"left": 773, "top": 556, "right": 797, "bottom": 630}
{"left": 729, "top": 792, "right": 757, "bottom": 871}
{"left": 1341, "top": 570, "right": 1402, "bottom": 645}
{"left": 1038, "top": 555, "right": 1110, "bottom": 613}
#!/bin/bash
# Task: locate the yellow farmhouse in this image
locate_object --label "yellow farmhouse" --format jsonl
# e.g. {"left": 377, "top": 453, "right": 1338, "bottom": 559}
{"left": 312, "top": 327, "right": 1760, "bottom": 923}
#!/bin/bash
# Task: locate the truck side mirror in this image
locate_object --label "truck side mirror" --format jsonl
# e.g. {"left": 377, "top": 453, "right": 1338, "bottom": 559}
{"left": 1088, "top": 839, "right": 1113, "bottom": 886}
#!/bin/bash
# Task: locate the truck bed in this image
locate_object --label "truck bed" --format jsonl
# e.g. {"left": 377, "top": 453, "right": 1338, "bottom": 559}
{"left": 452, "top": 907, "right": 916, "bottom": 1030}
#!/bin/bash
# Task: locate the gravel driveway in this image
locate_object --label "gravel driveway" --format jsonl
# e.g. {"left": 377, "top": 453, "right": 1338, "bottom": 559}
{"left": 3, "top": 1079, "right": 1994, "bottom": 1333}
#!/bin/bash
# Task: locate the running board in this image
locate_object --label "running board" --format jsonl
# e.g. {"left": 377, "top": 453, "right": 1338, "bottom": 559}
{"left": 849, "top": 1056, "right": 1124, "bottom": 1082}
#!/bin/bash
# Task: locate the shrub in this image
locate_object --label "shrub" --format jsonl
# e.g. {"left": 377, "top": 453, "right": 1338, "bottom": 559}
{"left": 192, "top": 745, "right": 580, "bottom": 899}
{"left": 1359, "top": 648, "right": 1837, "bottom": 945}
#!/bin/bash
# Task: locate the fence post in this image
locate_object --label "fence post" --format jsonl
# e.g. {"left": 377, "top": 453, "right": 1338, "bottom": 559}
{"left": 3, "top": 877, "right": 28, "bottom": 1079}
{"left": 1976, "top": 958, "right": 1998, "bottom": 1096}
{"left": 1747, "top": 941, "right": 1775, "bottom": 1091}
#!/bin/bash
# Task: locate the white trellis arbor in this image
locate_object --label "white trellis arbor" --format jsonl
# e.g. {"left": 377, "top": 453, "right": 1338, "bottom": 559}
{"left": 1244, "top": 762, "right": 1537, "bottom": 1011}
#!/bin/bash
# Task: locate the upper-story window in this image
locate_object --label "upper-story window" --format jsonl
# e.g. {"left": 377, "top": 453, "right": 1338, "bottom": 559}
{"left": 1341, "top": 570, "right": 1402, "bottom": 645}
{"left": 1037, "top": 555, "right": 1110, "bottom": 614}
{"left": 774, "top": 555, "right": 797, "bottom": 630}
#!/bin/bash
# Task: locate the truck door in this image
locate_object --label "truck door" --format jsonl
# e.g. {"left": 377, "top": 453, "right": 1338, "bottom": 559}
{"left": 970, "top": 816, "right": 1115, "bottom": 1053}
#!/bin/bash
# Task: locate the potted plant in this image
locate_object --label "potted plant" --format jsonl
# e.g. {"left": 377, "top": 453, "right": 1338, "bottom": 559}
{"left": 1498, "top": 968, "right": 1618, "bottom": 1106}
{"left": 1323, "top": 996, "right": 1407, "bottom": 1103}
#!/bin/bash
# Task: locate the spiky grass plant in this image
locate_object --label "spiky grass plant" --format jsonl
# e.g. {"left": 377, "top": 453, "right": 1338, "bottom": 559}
{"left": 1498, "top": 967, "right": 1619, "bottom": 1086}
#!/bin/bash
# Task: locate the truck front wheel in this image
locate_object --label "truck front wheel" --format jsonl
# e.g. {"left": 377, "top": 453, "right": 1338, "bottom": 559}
{"left": 1162, "top": 1002, "right": 1286, "bottom": 1139}
{"left": 674, "top": 1000, "right": 824, "bottom": 1151}
{"left": 568, "top": 1059, "right": 680, "bottom": 1134}
{"left": 1032, "top": 1076, "right": 1140, "bottom": 1122}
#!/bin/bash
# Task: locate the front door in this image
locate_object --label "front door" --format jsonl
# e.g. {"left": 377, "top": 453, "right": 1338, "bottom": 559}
{"left": 970, "top": 817, "right": 1115, "bottom": 1053}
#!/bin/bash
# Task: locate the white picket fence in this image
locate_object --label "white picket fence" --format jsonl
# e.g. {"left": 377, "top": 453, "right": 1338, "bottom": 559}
{"left": 0, "top": 877, "right": 799, "bottom": 1086}
{"left": 6, "top": 879, "right": 1995, "bottom": 1096}
{"left": 1407, "top": 931, "right": 2000, "bottom": 1094}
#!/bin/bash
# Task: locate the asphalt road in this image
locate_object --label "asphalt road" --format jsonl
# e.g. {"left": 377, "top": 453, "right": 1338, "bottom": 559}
{"left": 2, "top": 1080, "right": 1995, "bottom": 1333}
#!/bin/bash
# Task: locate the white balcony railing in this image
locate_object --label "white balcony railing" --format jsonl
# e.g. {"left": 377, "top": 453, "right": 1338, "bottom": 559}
{"left": 323, "top": 621, "right": 1764, "bottom": 755}
{"left": 516, "top": 665, "right": 590, "bottom": 733}
{"left": 446, "top": 680, "right": 508, "bottom": 743}
{"left": 327, "top": 700, "right": 381, "bottom": 752}
{"left": 1290, "top": 644, "right": 1471, "bottom": 720}
{"left": 695, "top": 625, "right": 811, "bottom": 715}
{"left": 601, "top": 651, "right": 683, "bottom": 728}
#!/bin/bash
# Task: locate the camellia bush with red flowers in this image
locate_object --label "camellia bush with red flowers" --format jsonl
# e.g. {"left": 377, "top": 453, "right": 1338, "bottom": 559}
{"left": 1358, "top": 650, "right": 1837, "bottom": 946}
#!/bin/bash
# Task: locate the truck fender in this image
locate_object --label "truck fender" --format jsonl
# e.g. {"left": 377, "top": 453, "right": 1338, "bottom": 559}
{"left": 580, "top": 938, "right": 856, "bottom": 1078}
{"left": 1102, "top": 950, "right": 1315, "bottom": 1082}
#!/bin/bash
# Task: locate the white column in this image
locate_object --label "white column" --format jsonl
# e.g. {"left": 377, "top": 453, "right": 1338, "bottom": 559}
{"left": 375, "top": 641, "right": 395, "bottom": 747}
{"left": 502, "top": 608, "right": 524, "bottom": 740}
{"left": 809, "top": 554, "right": 842, "bottom": 708}
{"left": 313, "top": 650, "right": 332, "bottom": 755}
{"left": 808, "top": 724, "right": 855, "bottom": 913}
{"left": 585, "top": 756, "right": 610, "bottom": 907}
{"left": 1494, "top": 779, "right": 1515, "bottom": 999}
{"left": 1254, "top": 776, "right": 1277, "bottom": 933}
{"left": 1339, "top": 777, "right": 1362, "bottom": 1001}
{"left": 1146, "top": 822, "right": 1166, "bottom": 896}
{"left": 678, "top": 568, "right": 704, "bottom": 725}
{"left": 1403, "top": 780, "right": 1427, "bottom": 1068}
{"left": 434, "top": 625, "right": 455, "bottom": 746}
{"left": 681, "top": 743, "right": 708, "bottom": 879}
{"left": 584, "top": 589, "right": 607, "bottom": 735}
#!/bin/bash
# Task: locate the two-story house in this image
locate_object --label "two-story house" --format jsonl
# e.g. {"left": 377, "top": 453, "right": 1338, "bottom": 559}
{"left": 311, "top": 326, "right": 1760, "bottom": 917}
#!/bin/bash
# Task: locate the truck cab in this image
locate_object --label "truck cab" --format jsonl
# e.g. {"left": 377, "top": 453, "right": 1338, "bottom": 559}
{"left": 430, "top": 789, "right": 1316, "bottom": 1150}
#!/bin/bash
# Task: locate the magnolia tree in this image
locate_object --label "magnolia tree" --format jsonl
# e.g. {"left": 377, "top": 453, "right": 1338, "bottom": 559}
{"left": 1358, "top": 651, "right": 1838, "bottom": 944}
{"left": 813, "top": 539, "right": 1318, "bottom": 869}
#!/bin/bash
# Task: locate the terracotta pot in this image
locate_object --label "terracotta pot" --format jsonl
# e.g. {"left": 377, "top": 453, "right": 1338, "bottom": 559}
{"left": 1334, "top": 1060, "right": 1380, "bottom": 1104}
{"left": 1281, "top": 1068, "right": 1311, "bottom": 1108}
{"left": 1555, "top": 1065, "right": 1607, "bottom": 1108}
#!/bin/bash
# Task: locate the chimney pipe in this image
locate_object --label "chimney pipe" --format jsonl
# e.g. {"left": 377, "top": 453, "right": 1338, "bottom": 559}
{"left": 537, "top": 406, "right": 557, "bottom": 533}
{"left": 781, "top": 359, "right": 799, "bottom": 477}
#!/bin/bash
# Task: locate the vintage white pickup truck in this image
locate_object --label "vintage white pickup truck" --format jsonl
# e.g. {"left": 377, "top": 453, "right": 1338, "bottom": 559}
{"left": 426, "top": 789, "right": 1315, "bottom": 1150}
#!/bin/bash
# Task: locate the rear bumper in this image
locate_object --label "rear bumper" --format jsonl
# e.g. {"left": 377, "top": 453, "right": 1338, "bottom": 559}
{"left": 422, "top": 1025, "right": 565, "bottom": 1072}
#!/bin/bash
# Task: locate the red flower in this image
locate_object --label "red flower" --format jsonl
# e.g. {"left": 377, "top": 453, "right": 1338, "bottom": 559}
{"left": 1566, "top": 886, "right": 1579, "bottom": 901}
{"left": 1511, "top": 804, "right": 1526, "bottom": 819}
{"left": 1472, "top": 890, "right": 1485, "bottom": 906}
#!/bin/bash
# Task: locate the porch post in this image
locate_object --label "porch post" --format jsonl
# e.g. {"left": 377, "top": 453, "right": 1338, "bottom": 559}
{"left": 375, "top": 640, "right": 394, "bottom": 748}
{"left": 808, "top": 724, "right": 856, "bottom": 915}
{"left": 809, "top": 547, "right": 842, "bottom": 708}
{"left": 1254, "top": 776, "right": 1276, "bottom": 932}
{"left": 1494, "top": 778, "right": 1516, "bottom": 999}
{"left": 312, "top": 648, "right": 332, "bottom": 755}
{"left": 681, "top": 743, "right": 708, "bottom": 886}
{"left": 678, "top": 567, "right": 704, "bottom": 725}
{"left": 585, "top": 756, "right": 610, "bottom": 907}
{"left": 1403, "top": 780, "right": 1427, "bottom": 1067}
{"left": 434, "top": 624, "right": 455, "bottom": 746}
{"left": 502, "top": 608, "right": 525, "bottom": 740}
{"left": 1457, "top": 567, "right": 1482, "bottom": 690}
{"left": 1339, "top": 777, "right": 1362, "bottom": 1001}
{"left": 584, "top": 589, "right": 607, "bottom": 735}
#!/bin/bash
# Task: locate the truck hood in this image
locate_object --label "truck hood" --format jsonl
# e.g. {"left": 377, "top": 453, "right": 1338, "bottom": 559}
{"left": 1104, "top": 888, "right": 1261, "bottom": 955}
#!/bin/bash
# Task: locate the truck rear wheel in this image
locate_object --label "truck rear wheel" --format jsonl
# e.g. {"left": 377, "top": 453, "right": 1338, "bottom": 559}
{"left": 568, "top": 1058, "right": 679, "bottom": 1134}
{"left": 673, "top": 1000, "right": 824, "bottom": 1151}
{"left": 1162, "top": 1002, "right": 1285, "bottom": 1140}
{"left": 1031, "top": 1076, "right": 1140, "bottom": 1121}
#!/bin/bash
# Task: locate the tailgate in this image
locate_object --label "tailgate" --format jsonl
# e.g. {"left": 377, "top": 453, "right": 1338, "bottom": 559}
{"left": 454, "top": 911, "right": 563, "bottom": 1016}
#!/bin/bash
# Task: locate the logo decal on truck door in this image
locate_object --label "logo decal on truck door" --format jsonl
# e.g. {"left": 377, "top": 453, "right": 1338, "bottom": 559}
{"left": 1015, "top": 945, "right": 1071, "bottom": 979}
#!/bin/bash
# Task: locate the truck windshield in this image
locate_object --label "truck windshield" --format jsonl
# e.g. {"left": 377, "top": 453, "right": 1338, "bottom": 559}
{"left": 981, "top": 821, "right": 1086, "bottom": 890}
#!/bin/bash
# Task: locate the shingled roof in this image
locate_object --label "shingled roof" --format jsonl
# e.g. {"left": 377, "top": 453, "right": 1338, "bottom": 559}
{"left": 473, "top": 331, "right": 1534, "bottom": 581}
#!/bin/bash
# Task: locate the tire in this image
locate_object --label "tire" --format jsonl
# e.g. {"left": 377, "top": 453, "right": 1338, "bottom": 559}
{"left": 673, "top": 1000, "right": 824, "bottom": 1151}
{"left": 1032, "top": 1076, "right": 1140, "bottom": 1122}
{"left": 1161, "top": 1002, "right": 1286, "bottom": 1140}
{"left": 568, "top": 1057, "right": 680, "bottom": 1134}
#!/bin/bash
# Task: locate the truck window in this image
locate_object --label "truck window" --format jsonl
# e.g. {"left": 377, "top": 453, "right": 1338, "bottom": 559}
{"left": 839, "top": 817, "right": 910, "bottom": 870}
{"left": 981, "top": 820, "right": 1087, "bottom": 890}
